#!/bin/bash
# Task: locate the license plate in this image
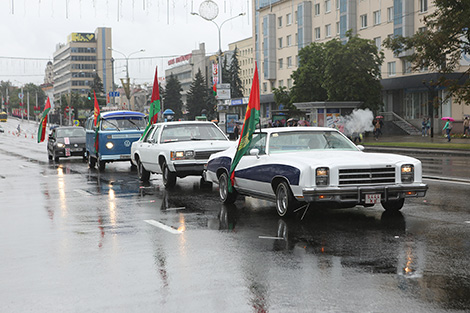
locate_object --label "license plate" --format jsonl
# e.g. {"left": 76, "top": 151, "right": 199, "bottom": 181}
{"left": 365, "top": 194, "right": 381, "bottom": 204}
{"left": 65, "top": 148, "right": 71, "bottom": 156}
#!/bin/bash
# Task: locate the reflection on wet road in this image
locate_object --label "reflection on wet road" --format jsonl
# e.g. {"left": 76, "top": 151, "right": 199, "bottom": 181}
{"left": 1, "top": 134, "right": 470, "bottom": 312}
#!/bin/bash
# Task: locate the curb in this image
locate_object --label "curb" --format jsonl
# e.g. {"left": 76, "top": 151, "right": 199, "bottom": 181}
{"left": 364, "top": 146, "right": 470, "bottom": 156}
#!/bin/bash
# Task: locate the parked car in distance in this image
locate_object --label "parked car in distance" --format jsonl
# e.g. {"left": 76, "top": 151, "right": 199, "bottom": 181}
{"left": 0, "top": 125, "right": 4, "bottom": 133}
{"left": 47, "top": 126, "right": 86, "bottom": 162}
{"left": 204, "top": 127, "right": 428, "bottom": 217}
{"left": 131, "top": 121, "right": 233, "bottom": 187}
{"left": 85, "top": 110, "right": 146, "bottom": 171}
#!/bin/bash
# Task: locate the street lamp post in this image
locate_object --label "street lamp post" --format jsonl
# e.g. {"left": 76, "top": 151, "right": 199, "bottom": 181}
{"left": 191, "top": 11, "right": 245, "bottom": 86}
{"left": 107, "top": 47, "right": 145, "bottom": 110}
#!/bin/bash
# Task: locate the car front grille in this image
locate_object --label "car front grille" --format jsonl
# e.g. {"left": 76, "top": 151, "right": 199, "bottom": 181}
{"left": 194, "top": 150, "right": 224, "bottom": 160}
{"left": 339, "top": 167, "right": 396, "bottom": 185}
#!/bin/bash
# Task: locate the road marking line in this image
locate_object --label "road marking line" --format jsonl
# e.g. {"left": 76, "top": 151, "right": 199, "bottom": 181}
{"left": 74, "top": 189, "right": 91, "bottom": 196}
{"left": 258, "top": 236, "right": 285, "bottom": 240}
{"left": 144, "top": 219, "right": 182, "bottom": 234}
{"left": 165, "top": 207, "right": 186, "bottom": 211}
{"left": 423, "top": 177, "right": 470, "bottom": 186}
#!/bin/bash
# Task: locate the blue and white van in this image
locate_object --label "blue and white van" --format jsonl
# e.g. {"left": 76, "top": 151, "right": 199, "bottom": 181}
{"left": 85, "top": 110, "right": 146, "bottom": 171}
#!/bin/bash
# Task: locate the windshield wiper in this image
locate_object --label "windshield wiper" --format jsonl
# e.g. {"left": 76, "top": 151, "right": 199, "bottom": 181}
{"left": 128, "top": 119, "right": 140, "bottom": 130}
{"left": 103, "top": 119, "right": 120, "bottom": 131}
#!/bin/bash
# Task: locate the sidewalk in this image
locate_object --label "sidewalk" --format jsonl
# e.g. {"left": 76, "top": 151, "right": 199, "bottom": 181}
{"left": 361, "top": 134, "right": 470, "bottom": 156}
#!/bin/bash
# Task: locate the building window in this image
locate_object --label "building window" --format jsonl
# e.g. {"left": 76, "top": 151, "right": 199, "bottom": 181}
{"left": 387, "top": 7, "right": 393, "bottom": 22}
{"left": 325, "top": 0, "right": 331, "bottom": 13}
{"left": 336, "top": 21, "right": 340, "bottom": 34}
{"left": 403, "top": 60, "right": 412, "bottom": 74}
{"left": 325, "top": 24, "right": 331, "bottom": 37}
{"left": 374, "top": 37, "right": 381, "bottom": 50}
{"left": 295, "top": 33, "right": 298, "bottom": 44}
{"left": 287, "top": 78, "right": 293, "bottom": 89}
{"left": 278, "top": 16, "right": 282, "bottom": 27}
{"left": 419, "top": 0, "right": 428, "bottom": 13}
{"left": 373, "top": 10, "right": 381, "bottom": 25}
{"left": 388, "top": 61, "right": 396, "bottom": 76}
{"left": 287, "top": 35, "right": 292, "bottom": 46}
{"left": 336, "top": 0, "right": 340, "bottom": 10}
{"left": 279, "top": 58, "right": 283, "bottom": 69}
{"left": 419, "top": 26, "right": 427, "bottom": 33}
{"left": 286, "top": 13, "right": 292, "bottom": 25}
{"left": 263, "top": 82, "right": 267, "bottom": 92}
{"left": 287, "top": 56, "right": 293, "bottom": 68}
{"left": 315, "top": 3, "right": 320, "bottom": 15}
{"left": 315, "top": 27, "right": 321, "bottom": 40}
{"left": 360, "top": 14, "right": 368, "bottom": 28}
{"left": 279, "top": 80, "right": 284, "bottom": 87}
{"left": 278, "top": 37, "right": 283, "bottom": 49}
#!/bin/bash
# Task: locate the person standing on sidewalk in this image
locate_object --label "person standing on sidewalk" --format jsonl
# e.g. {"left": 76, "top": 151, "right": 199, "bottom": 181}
{"left": 463, "top": 116, "right": 469, "bottom": 137}
{"left": 443, "top": 119, "right": 453, "bottom": 142}
{"left": 421, "top": 118, "right": 427, "bottom": 136}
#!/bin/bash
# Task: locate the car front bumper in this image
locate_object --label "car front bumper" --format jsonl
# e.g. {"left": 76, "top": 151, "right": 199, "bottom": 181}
{"left": 300, "top": 183, "right": 428, "bottom": 203}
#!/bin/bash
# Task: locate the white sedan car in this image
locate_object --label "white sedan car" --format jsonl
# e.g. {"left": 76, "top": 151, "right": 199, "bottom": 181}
{"left": 131, "top": 121, "right": 233, "bottom": 187}
{"left": 204, "top": 127, "right": 428, "bottom": 217}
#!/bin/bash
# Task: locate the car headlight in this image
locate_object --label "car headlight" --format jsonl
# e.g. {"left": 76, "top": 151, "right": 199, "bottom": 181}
{"left": 316, "top": 167, "right": 329, "bottom": 186}
{"left": 401, "top": 164, "right": 414, "bottom": 183}
{"left": 171, "top": 150, "right": 195, "bottom": 160}
{"left": 56, "top": 142, "right": 65, "bottom": 148}
{"left": 105, "top": 142, "right": 114, "bottom": 149}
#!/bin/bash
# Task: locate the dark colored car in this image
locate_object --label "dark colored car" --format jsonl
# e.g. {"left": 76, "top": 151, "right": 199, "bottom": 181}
{"left": 47, "top": 126, "right": 86, "bottom": 162}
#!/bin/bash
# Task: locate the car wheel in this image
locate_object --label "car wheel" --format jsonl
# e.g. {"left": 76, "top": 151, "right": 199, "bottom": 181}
{"left": 53, "top": 151, "right": 59, "bottom": 163}
{"left": 381, "top": 198, "right": 405, "bottom": 212}
{"left": 88, "top": 153, "right": 96, "bottom": 168}
{"left": 162, "top": 161, "right": 176, "bottom": 188}
{"left": 98, "top": 160, "right": 106, "bottom": 172}
{"left": 138, "top": 159, "right": 150, "bottom": 182}
{"left": 275, "top": 181, "right": 298, "bottom": 217}
{"left": 218, "top": 172, "right": 237, "bottom": 204}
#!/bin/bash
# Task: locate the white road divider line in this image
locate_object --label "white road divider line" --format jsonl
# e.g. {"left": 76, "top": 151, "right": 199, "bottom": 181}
{"left": 144, "top": 219, "right": 182, "bottom": 234}
{"left": 74, "top": 189, "right": 92, "bottom": 196}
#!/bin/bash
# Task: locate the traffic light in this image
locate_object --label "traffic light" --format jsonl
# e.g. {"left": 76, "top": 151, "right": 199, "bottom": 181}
{"left": 87, "top": 92, "right": 91, "bottom": 100}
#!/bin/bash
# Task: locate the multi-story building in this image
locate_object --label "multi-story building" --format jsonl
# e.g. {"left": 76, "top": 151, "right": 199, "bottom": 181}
{"left": 253, "top": 0, "right": 470, "bottom": 129}
{"left": 53, "top": 27, "right": 113, "bottom": 104}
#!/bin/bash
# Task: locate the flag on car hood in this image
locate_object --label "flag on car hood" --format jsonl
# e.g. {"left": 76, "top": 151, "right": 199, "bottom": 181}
{"left": 229, "top": 63, "right": 260, "bottom": 191}
{"left": 37, "top": 97, "right": 51, "bottom": 143}
{"left": 142, "top": 66, "right": 161, "bottom": 138}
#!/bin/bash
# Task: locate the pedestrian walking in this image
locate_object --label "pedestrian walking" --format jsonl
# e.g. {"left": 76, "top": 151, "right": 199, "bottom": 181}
{"left": 426, "top": 118, "right": 431, "bottom": 136}
{"left": 234, "top": 124, "right": 240, "bottom": 140}
{"left": 463, "top": 116, "right": 469, "bottom": 137}
{"left": 421, "top": 118, "right": 427, "bottom": 136}
{"left": 374, "top": 119, "right": 381, "bottom": 140}
{"left": 443, "top": 119, "right": 453, "bottom": 142}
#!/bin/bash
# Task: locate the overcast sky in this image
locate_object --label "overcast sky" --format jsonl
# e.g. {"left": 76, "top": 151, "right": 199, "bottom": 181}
{"left": 0, "top": 0, "right": 252, "bottom": 87}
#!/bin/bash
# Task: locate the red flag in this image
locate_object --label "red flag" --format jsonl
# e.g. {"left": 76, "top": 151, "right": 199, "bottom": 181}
{"left": 142, "top": 67, "right": 161, "bottom": 138}
{"left": 93, "top": 90, "right": 100, "bottom": 126}
{"left": 213, "top": 83, "right": 217, "bottom": 96}
{"left": 229, "top": 63, "right": 260, "bottom": 191}
{"left": 37, "top": 97, "right": 51, "bottom": 143}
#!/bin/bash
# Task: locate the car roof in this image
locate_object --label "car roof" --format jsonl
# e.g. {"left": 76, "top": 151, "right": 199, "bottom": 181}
{"left": 155, "top": 121, "right": 216, "bottom": 126}
{"left": 54, "top": 126, "right": 84, "bottom": 130}
{"left": 258, "top": 126, "right": 339, "bottom": 133}
{"left": 101, "top": 110, "right": 146, "bottom": 119}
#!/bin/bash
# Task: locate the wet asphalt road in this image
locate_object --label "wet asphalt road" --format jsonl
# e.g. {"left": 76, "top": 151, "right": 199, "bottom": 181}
{"left": 1, "top": 120, "right": 470, "bottom": 312}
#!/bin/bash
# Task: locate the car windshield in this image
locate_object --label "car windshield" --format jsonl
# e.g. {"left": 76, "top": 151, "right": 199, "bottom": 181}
{"left": 269, "top": 130, "right": 358, "bottom": 153}
{"left": 100, "top": 117, "right": 146, "bottom": 131}
{"left": 160, "top": 124, "right": 227, "bottom": 142}
{"left": 56, "top": 128, "right": 86, "bottom": 137}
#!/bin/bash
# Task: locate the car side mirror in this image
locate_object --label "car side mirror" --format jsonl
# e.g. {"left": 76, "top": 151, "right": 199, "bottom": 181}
{"left": 250, "top": 148, "right": 260, "bottom": 158}
{"left": 356, "top": 145, "right": 365, "bottom": 151}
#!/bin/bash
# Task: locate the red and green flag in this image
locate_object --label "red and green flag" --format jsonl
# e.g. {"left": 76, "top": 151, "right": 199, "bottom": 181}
{"left": 229, "top": 63, "right": 260, "bottom": 191}
{"left": 212, "top": 83, "right": 217, "bottom": 97}
{"left": 142, "top": 66, "right": 161, "bottom": 138}
{"left": 93, "top": 91, "right": 100, "bottom": 153}
{"left": 37, "top": 97, "right": 51, "bottom": 143}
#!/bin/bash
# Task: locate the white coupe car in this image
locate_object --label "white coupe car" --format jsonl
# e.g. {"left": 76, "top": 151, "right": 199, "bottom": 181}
{"left": 204, "top": 127, "right": 428, "bottom": 217}
{"left": 131, "top": 121, "right": 233, "bottom": 187}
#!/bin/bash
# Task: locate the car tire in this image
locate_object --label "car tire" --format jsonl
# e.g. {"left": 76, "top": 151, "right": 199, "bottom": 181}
{"left": 88, "top": 153, "right": 96, "bottom": 168}
{"left": 138, "top": 159, "right": 150, "bottom": 182}
{"left": 53, "top": 151, "right": 59, "bottom": 163}
{"left": 218, "top": 171, "right": 237, "bottom": 204}
{"left": 275, "top": 181, "right": 298, "bottom": 217}
{"left": 162, "top": 161, "right": 176, "bottom": 188}
{"left": 98, "top": 160, "right": 106, "bottom": 172}
{"left": 381, "top": 198, "right": 405, "bottom": 212}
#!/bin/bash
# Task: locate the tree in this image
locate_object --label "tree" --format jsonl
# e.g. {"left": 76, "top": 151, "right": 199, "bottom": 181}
{"left": 162, "top": 74, "right": 183, "bottom": 119}
{"left": 290, "top": 32, "right": 383, "bottom": 111}
{"left": 90, "top": 74, "right": 104, "bottom": 95}
{"left": 221, "top": 56, "right": 230, "bottom": 85}
{"left": 323, "top": 33, "right": 384, "bottom": 111}
{"left": 229, "top": 47, "right": 244, "bottom": 98}
{"left": 273, "top": 86, "right": 295, "bottom": 111}
{"left": 290, "top": 43, "right": 328, "bottom": 103}
{"left": 186, "top": 69, "right": 212, "bottom": 120}
{"left": 383, "top": 0, "right": 470, "bottom": 103}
